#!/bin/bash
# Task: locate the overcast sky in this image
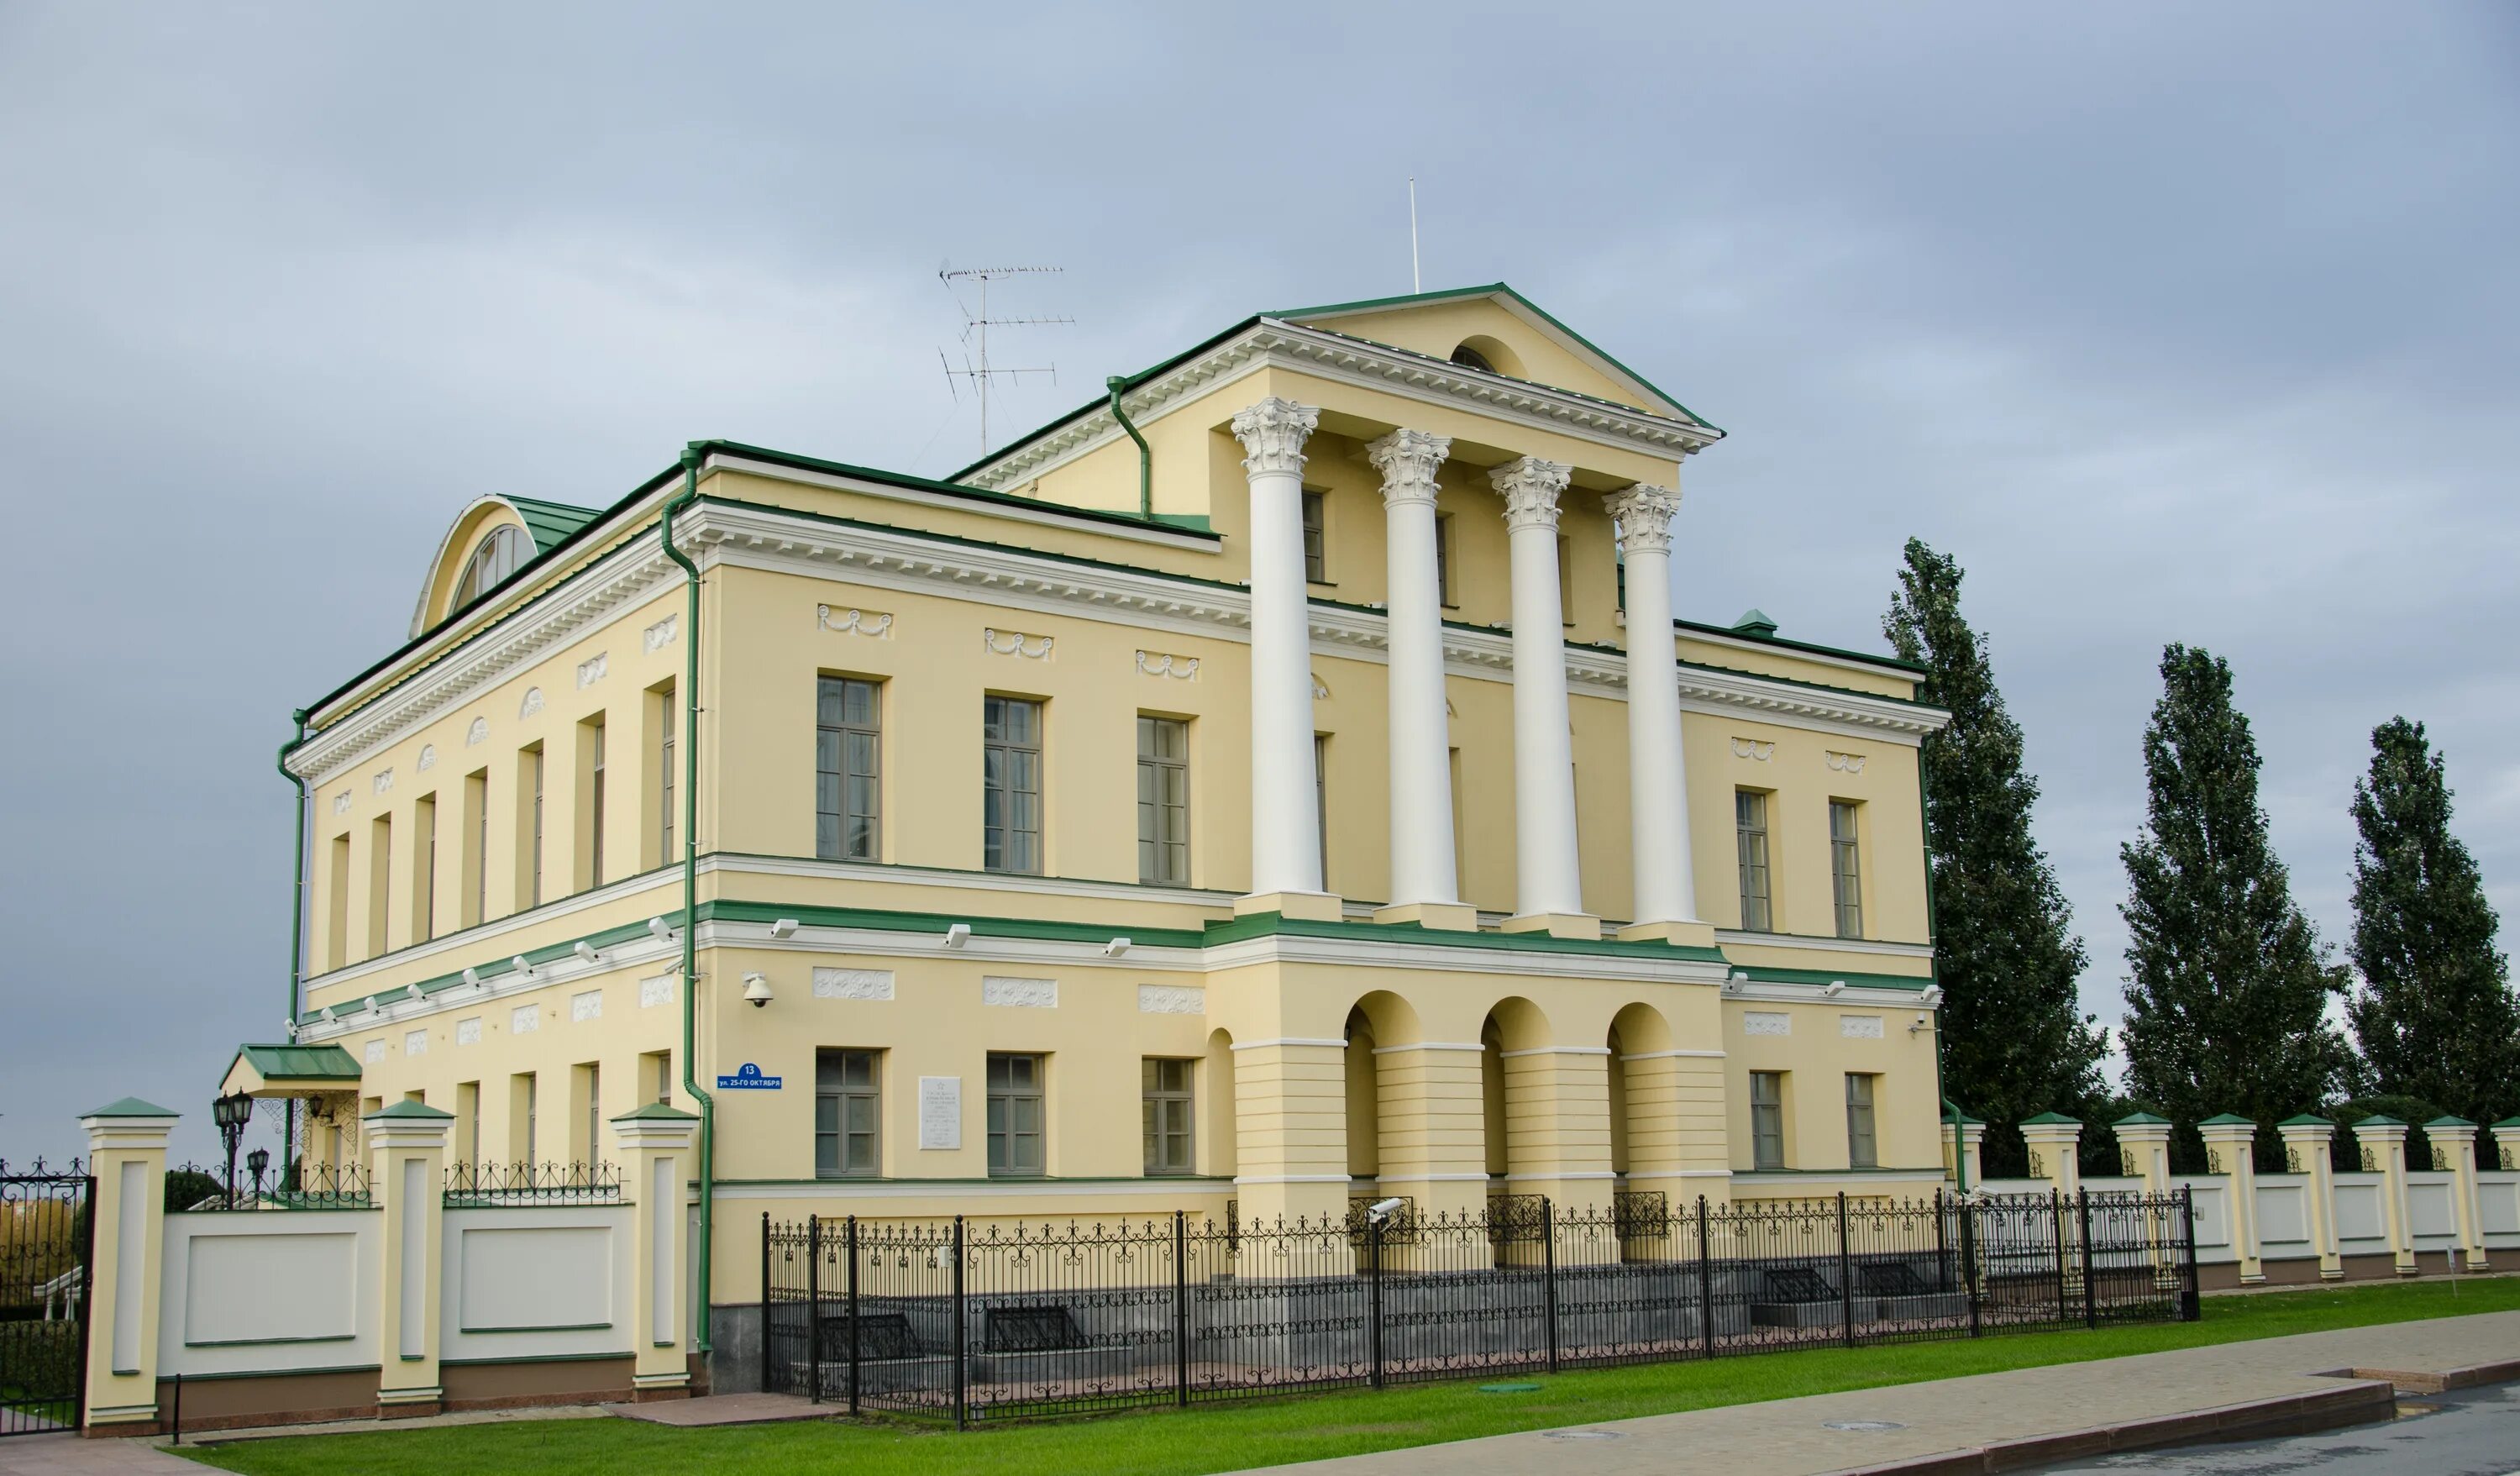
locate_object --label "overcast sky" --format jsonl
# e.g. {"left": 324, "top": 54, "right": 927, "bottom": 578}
{"left": 3, "top": 3, "right": 2513, "bottom": 1166}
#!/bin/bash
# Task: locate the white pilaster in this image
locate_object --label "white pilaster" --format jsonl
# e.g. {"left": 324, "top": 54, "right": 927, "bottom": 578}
{"left": 1603, "top": 484, "right": 1704, "bottom": 940}
{"left": 1368, "top": 429, "right": 1471, "bottom": 929}
{"left": 1231, "top": 397, "right": 1335, "bottom": 917}
{"left": 1491, "top": 457, "right": 1591, "bottom": 935}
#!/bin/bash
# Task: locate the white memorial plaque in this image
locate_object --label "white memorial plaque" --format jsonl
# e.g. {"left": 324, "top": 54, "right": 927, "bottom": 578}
{"left": 918, "top": 1076, "right": 963, "bottom": 1151}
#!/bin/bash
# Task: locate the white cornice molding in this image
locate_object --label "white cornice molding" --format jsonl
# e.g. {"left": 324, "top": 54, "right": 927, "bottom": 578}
{"left": 962, "top": 320, "right": 1719, "bottom": 495}
{"left": 707, "top": 453, "right": 1216, "bottom": 552}
{"left": 1713, "top": 932, "right": 1936, "bottom": 961}
{"left": 299, "top": 498, "right": 1943, "bottom": 785}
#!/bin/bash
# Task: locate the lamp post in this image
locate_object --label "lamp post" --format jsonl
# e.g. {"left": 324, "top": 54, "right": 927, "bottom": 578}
{"left": 245, "top": 1147, "right": 270, "bottom": 1205}
{"left": 213, "top": 1090, "right": 254, "bottom": 1207}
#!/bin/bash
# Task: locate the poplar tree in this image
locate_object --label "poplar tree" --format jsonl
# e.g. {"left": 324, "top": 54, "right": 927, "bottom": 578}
{"left": 2119, "top": 644, "right": 2350, "bottom": 1138}
{"left": 2344, "top": 717, "right": 2519, "bottom": 1124}
{"left": 1886, "top": 539, "right": 2105, "bottom": 1172}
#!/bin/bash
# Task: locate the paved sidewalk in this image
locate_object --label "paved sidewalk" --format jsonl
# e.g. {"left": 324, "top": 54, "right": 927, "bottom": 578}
{"left": 1268, "top": 1311, "right": 2520, "bottom": 1476}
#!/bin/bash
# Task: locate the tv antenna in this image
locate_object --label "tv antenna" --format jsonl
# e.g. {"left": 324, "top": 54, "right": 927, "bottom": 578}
{"left": 938, "top": 263, "right": 1070, "bottom": 457}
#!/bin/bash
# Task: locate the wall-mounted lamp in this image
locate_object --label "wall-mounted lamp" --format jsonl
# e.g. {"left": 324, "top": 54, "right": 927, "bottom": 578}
{"left": 363, "top": 995, "right": 380, "bottom": 1015}
{"left": 1104, "top": 937, "right": 1131, "bottom": 958}
{"left": 1919, "top": 985, "right": 1944, "bottom": 1007}
{"left": 1824, "top": 980, "right": 1845, "bottom": 997}
{"left": 742, "top": 971, "right": 774, "bottom": 1008}
{"left": 510, "top": 955, "right": 533, "bottom": 978}
{"left": 574, "top": 941, "right": 600, "bottom": 965}
{"left": 461, "top": 966, "right": 483, "bottom": 989}
{"left": 404, "top": 984, "right": 424, "bottom": 1002}
{"left": 942, "top": 923, "right": 972, "bottom": 949}
{"left": 648, "top": 917, "right": 676, "bottom": 944}
{"left": 319, "top": 1006, "right": 338, "bottom": 1023}
{"left": 1722, "top": 969, "right": 1748, "bottom": 995}
{"left": 769, "top": 918, "right": 800, "bottom": 940}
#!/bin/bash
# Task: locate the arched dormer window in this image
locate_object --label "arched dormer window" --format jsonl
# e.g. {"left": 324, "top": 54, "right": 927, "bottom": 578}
{"left": 451, "top": 523, "right": 528, "bottom": 615}
{"left": 1449, "top": 343, "right": 1496, "bottom": 374}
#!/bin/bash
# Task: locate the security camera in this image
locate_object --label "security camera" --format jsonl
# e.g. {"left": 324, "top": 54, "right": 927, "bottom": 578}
{"left": 1909, "top": 1013, "right": 1929, "bottom": 1035}
{"left": 648, "top": 917, "right": 676, "bottom": 944}
{"left": 1366, "top": 1196, "right": 1404, "bottom": 1224}
{"left": 769, "top": 918, "right": 800, "bottom": 940}
{"left": 1824, "top": 980, "right": 1845, "bottom": 997}
{"left": 1104, "top": 937, "right": 1131, "bottom": 958}
{"left": 461, "top": 967, "right": 483, "bottom": 989}
{"left": 1919, "top": 985, "right": 1944, "bottom": 1007}
{"left": 942, "top": 923, "right": 972, "bottom": 949}
{"left": 574, "top": 941, "right": 600, "bottom": 965}
{"left": 511, "top": 955, "right": 533, "bottom": 977}
{"left": 404, "top": 984, "right": 424, "bottom": 1002}
{"left": 742, "top": 972, "right": 774, "bottom": 1009}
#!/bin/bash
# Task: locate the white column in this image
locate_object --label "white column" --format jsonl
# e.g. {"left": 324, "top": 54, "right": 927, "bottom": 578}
{"left": 1230, "top": 397, "right": 1334, "bottom": 916}
{"left": 1491, "top": 457, "right": 1589, "bottom": 933}
{"left": 1368, "top": 429, "right": 1470, "bottom": 928}
{"left": 1603, "top": 484, "right": 1703, "bottom": 938}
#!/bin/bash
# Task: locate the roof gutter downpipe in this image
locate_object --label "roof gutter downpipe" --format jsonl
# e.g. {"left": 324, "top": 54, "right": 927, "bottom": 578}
{"left": 1106, "top": 376, "right": 1151, "bottom": 520}
{"left": 276, "top": 708, "right": 311, "bottom": 1173}
{"left": 661, "top": 444, "right": 717, "bottom": 1353}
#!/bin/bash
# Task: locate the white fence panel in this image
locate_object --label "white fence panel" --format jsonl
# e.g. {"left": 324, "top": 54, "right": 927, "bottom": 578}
{"left": 2481, "top": 1171, "right": 2520, "bottom": 1248}
{"left": 2333, "top": 1175, "right": 2387, "bottom": 1252}
{"left": 2169, "top": 1177, "right": 2232, "bottom": 1260}
{"left": 158, "top": 1210, "right": 380, "bottom": 1379}
{"left": 439, "top": 1205, "right": 634, "bottom": 1366}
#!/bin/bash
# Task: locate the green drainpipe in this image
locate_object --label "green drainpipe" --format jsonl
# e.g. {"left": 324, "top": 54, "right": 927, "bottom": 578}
{"left": 1917, "top": 753, "right": 1967, "bottom": 1195}
{"left": 661, "top": 444, "right": 716, "bottom": 1352}
{"left": 1106, "top": 376, "right": 1151, "bottom": 520}
{"left": 276, "top": 708, "right": 311, "bottom": 1176}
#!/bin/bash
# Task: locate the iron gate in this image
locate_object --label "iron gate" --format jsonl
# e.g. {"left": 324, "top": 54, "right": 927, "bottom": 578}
{"left": 1, "top": 1160, "right": 95, "bottom": 1436}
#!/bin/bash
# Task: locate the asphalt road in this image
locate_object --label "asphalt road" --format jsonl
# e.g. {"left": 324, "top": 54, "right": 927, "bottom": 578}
{"left": 2041, "top": 1383, "right": 2520, "bottom": 1476}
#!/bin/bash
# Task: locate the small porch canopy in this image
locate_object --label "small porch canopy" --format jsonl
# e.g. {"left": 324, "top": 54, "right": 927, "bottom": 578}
{"left": 219, "top": 1043, "right": 363, "bottom": 1100}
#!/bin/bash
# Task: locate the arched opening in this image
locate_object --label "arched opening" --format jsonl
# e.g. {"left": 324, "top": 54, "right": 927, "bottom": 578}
{"left": 1342, "top": 991, "right": 1421, "bottom": 1203}
{"left": 449, "top": 523, "right": 528, "bottom": 617}
{"left": 1478, "top": 996, "right": 1551, "bottom": 1204}
{"left": 1204, "top": 1027, "right": 1238, "bottom": 1183}
{"left": 1449, "top": 334, "right": 1525, "bottom": 380}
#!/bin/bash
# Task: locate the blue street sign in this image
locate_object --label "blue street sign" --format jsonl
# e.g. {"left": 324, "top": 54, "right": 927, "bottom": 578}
{"left": 717, "top": 1063, "right": 783, "bottom": 1090}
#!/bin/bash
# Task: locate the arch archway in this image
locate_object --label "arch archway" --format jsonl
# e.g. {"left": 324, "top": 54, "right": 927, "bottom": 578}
{"left": 1478, "top": 996, "right": 1552, "bottom": 1191}
{"left": 1342, "top": 991, "right": 1422, "bottom": 1191}
{"left": 1204, "top": 1027, "right": 1238, "bottom": 1182}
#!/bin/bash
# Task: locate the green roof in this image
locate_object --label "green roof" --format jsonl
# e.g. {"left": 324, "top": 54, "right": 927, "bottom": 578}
{"left": 505, "top": 496, "right": 602, "bottom": 554}
{"left": 2349, "top": 1113, "right": 2404, "bottom": 1127}
{"left": 2019, "top": 1111, "right": 2082, "bottom": 1127}
{"left": 2277, "top": 1113, "right": 2333, "bottom": 1127}
{"left": 82, "top": 1096, "right": 177, "bottom": 1119}
{"left": 363, "top": 1100, "right": 453, "bottom": 1121}
{"left": 231, "top": 1043, "right": 362, "bottom": 1081}
{"left": 2424, "top": 1115, "right": 2476, "bottom": 1130}
{"left": 611, "top": 1103, "right": 701, "bottom": 1122}
{"left": 1731, "top": 608, "right": 1778, "bottom": 636}
{"left": 2113, "top": 1111, "right": 2171, "bottom": 1127}
{"left": 2197, "top": 1113, "right": 2256, "bottom": 1127}
{"left": 2495, "top": 1116, "right": 2520, "bottom": 1130}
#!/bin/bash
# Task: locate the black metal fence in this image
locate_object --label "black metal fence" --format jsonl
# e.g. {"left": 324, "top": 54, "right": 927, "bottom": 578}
{"left": 761, "top": 1189, "right": 2197, "bottom": 1426}
{"left": 171, "top": 1159, "right": 371, "bottom": 1211}
{"left": 444, "top": 1161, "right": 621, "bottom": 1207}
{"left": 1, "top": 1159, "right": 94, "bottom": 1437}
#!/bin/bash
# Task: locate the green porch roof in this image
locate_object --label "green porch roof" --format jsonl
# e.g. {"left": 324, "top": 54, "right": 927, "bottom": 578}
{"left": 231, "top": 1043, "right": 363, "bottom": 1082}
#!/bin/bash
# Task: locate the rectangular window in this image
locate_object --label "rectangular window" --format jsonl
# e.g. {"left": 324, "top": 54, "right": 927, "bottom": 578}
{"left": 1736, "top": 790, "right": 1773, "bottom": 932}
{"left": 1137, "top": 716, "right": 1190, "bottom": 885}
{"left": 1142, "top": 1058, "right": 1194, "bottom": 1175}
{"left": 514, "top": 1072, "right": 538, "bottom": 1163}
{"left": 982, "top": 696, "right": 1044, "bottom": 875}
{"left": 1314, "top": 734, "right": 1331, "bottom": 886}
{"left": 986, "top": 1053, "right": 1045, "bottom": 1177}
{"left": 587, "top": 718, "right": 606, "bottom": 890}
{"left": 1830, "top": 800, "right": 1863, "bottom": 939}
{"left": 326, "top": 833, "right": 349, "bottom": 971}
{"left": 524, "top": 744, "right": 545, "bottom": 908}
{"left": 642, "top": 1050, "right": 673, "bottom": 1107}
{"left": 1750, "top": 1071, "right": 1786, "bottom": 1170}
{"left": 582, "top": 1062, "right": 601, "bottom": 1163}
{"left": 658, "top": 685, "right": 676, "bottom": 864}
{"left": 366, "top": 815, "right": 391, "bottom": 959}
{"left": 1557, "top": 533, "right": 1575, "bottom": 624}
{"left": 1300, "top": 490, "right": 1327, "bottom": 583}
{"left": 467, "top": 770, "right": 489, "bottom": 927}
{"left": 413, "top": 796, "right": 437, "bottom": 944}
{"left": 1435, "top": 512, "right": 1456, "bottom": 607}
{"left": 1845, "top": 1074, "right": 1878, "bottom": 1169}
{"left": 815, "top": 1049, "right": 880, "bottom": 1178}
{"left": 816, "top": 676, "right": 882, "bottom": 861}
{"left": 456, "top": 1080, "right": 480, "bottom": 1168}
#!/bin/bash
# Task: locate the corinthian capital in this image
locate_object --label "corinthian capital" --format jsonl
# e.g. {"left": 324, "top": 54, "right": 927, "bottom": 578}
{"left": 1366, "top": 428, "right": 1452, "bottom": 509}
{"left": 1230, "top": 397, "right": 1320, "bottom": 477}
{"left": 1602, "top": 484, "right": 1680, "bottom": 554}
{"left": 1489, "top": 456, "right": 1573, "bottom": 531}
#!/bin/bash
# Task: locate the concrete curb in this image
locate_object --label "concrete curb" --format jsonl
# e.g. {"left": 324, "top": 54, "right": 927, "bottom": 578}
{"left": 2323, "top": 1356, "right": 2520, "bottom": 1395}
{"left": 1826, "top": 1379, "right": 2401, "bottom": 1476}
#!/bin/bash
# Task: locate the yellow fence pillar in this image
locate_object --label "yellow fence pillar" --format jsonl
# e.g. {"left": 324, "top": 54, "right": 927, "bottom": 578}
{"left": 1230, "top": 1039, "right": 1352, "bottom": 1228}
{"left": 2113, "top": 1113, "right": 2173, "bottom": 1195}
{"left": 2275, "top": 1115, "right": 2343, "bottom": 1279}
{"left": 2350, "top": 1116, "right": 2418, "bottom": 1277}
{"left": 2197, "top": 1115, "right": 2263, "bottom": 1284}
{"left": 78, "top": 1098, "right": 176, "bottom": 1436}
{"left": 1369, "top": 1043, "right": 1488, "bottom": 1220}
{"left": 2495, "top": 1118, "right": 2520, "bottom": 1174}
{"left": 2019, "top": 1113, "right": 2083, "bottom": 1198}
{"left": 613, "top": 1104, "right": 701, "bottom": 1399}
{"left": 2425, "top": 1116, "right": 2488, "bottom": 1272}
{"left": 1941, "top": 1113, "right": 1985, "bottom": 1188}
{"left": 365, "top": 1100, "right": 452, "bottom": 1416}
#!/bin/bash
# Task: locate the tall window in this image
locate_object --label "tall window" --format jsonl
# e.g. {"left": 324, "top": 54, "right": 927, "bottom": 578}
{"left": 521, "top": 1073, "right": 538, "bottom": 1163}
{"left": 414, "top": 796, "right": 437, "bottom": 943}
{"left": 658, "top": 685, "right": 676, "bottom": 862}
{"left": 1435, "top": 513, "right": 1456, "bottom": 606}
{"left": 1830, "top": 800, "right": 1863, "bottom": 939}
{"left": 1314, "top": 734, "right": 1331, "bottom": 885}
{"left": 1557, "top": 533, "right": 1575, "bottom": 623}
{"left": 815, "top": 1049, "right": 880, "bottom": 1178}
{"left": 469, "top": 770, "right": 489, "bottom": 927}
{"left": 986, "top": 1053, "right": 1045, "bottom": 1176}
{"left": 583, "top": 1064, "right": 601, "bottom": 1163}
{"left": 588, "top": 719, "right": 606, "bottom": 890}
{"left": 1137, "top": 716, "right": 1189, "bottom": 885}
{"left": 644, "top": 1050, "right": 673, "bottom": 1106}
{"left": 327, "top": 834, "right": 349, "bottom": 969}
{"left": 367, "top": 816, "right": 391, "bottom": 958}
{"left": 456, "top": 1080, "right": 480, "bottom": 1167}
{"left": 1300, "top": 490, "right": 1327, "bottom": 582}
{"left": 1142, "top": 1058, "right": 1194, "bottom": 1175}
{"left": 451, "top": 523, "right": 528, "bottom": 615}
{"left": 1750, "top": 1071, "right": 1786, "bottom": 1169}
{"left": 1736, "top": 790, "right": 1772, "bottom": 932}
{"left": 527, "top": 745, "right": 545, "bottom": 907}
{"left": 816, "top": 677, "right": 882, "bottom": 860}
{"left": 982, "top": 696, "right": 1044, "bottom": 875}
{"left": 1845, "top": 1074, "right": 1878, "bottom": 1169}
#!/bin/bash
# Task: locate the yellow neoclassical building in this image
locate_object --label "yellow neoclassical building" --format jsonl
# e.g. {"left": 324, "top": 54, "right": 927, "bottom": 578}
{"left": 244, "top": 284, "right": 1951, "bottom": 1360}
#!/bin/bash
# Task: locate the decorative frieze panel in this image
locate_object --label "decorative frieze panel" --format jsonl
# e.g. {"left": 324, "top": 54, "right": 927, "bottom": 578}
{"left": 333, "top": 791, "right": 353, "bottom": 816}
{"left": 1137, "top": 985, "right": 1206, "bottom": 1015}
{"left": 456, "top": 1016, "right": 482, "bottom": 1046}
{"left": 1826, "top": 750, "right": 1866, "bottom": 774}
{"left": 466, "top": 717, "right": 489, "bottom": 747}
{"left": 643, "top": 614, "right": 679, "bottom": 653}
{"left": 1839, "top": 1014, "right": 1884, "bottom": 1039}
{"left": 511, "top": 1005, "right": 539, "bottom": 1034}
{"left": 814, "top": 967, "right": 897, "bottom": 1001}
{"left": 1731, "top": 738, "right": 1777, "bottom": 762}
{"left": 983, "top": 628, "right": 1053, "bottom": 659}
{"left": 576, "top": 653, "right": 608, "bottom": 689}
{"left": 372, "top": 769, "right": 393, "bottom": 796}
{"left": 981, "top": 975, "right": 1058, "bottom": 1008}
{"left": 818, "top": 605, "right": 895, "bottom": 638}
{"left": 1135, "top": 650, "right": 1200, "bottom": 680}
{"left": 364, "top": 1039, "right": 386, "bottom": 1064}
{"left": 404, "top": 1029, "right": 428, "bottom": 1057}
{"left": 1742, "top": 1011, "right": 1791, "bottom": 1036}
{"left": 417, "top": 744, "right": 437, "bottom": 772}
{"left": 571, "top": 989, "right": 602, "bottom": 1022}
{"left": 639, "top": 974, "right": 676, "bottom": 1009}
{"left": 518, "top": 687, "right": 544, "bottom": 720}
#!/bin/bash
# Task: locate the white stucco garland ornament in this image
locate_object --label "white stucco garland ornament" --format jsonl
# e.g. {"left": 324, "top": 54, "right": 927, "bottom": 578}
{"left": 1826, "top": 750, "right": 1866, "bottom": 774}
{"left": 643, "top": 613, "right": 679, "bottom": 653}
{"left": 576, "top": 653, "right": 608, "bottom": 689}
{"left": 818, "top": 605, "right": 895, "bottom": 638}
{"left": 983, "top": 628, "right": 1054, "bottom": 659}
{"left": 1135, "top": 649, "right": 1200, "bottom": 680}
{"left": 1730, "top": 738, "right": 1777, "bottom": 762}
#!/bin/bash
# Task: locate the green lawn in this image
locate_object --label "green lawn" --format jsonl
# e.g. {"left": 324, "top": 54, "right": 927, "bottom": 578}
{"left": 178, "top": 1278, "right": 2520, "bottom": 1476}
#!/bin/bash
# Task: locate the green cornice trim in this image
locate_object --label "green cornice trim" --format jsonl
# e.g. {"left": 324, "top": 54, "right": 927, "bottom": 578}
{"left": 231, "top": 1043, "right": 362, "bottom": 1082}
{"left": 717, "top": 1175, "right": 1235, "bottom": 1187}
{"left": 184, "top": 1333, "right": 357, "bottom": 1350}
{"left": 1201, "top": 910, "right": 1726, "bottom": 964}
{"left": 703, "top": 440, "right": 1219, "bottom": 542}
{"left": 82, "top": 1096, "right": 178, "bottom": 1119}
{"left": 2493, "top": 1116, "right": 2520, "bottom": 1130}
{"left": 612, "top": 1103, "right": 701, "bottom": 1122}
{"left": 1719, "top": 963, "right": 1935, "bottom": 991}
{"left": 1672, "top": 616, "right": 1926, "bottom": 676}
{"left": 459, "top": 1322, "right": 615, "bottom": 1336}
